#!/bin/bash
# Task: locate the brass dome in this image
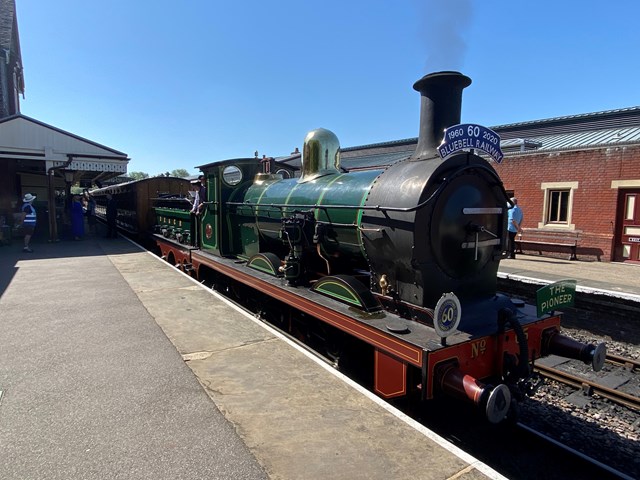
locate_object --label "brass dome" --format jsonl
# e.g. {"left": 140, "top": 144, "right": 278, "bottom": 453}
{"left": 299, "top": 128, "right": 341, "bottom": 182}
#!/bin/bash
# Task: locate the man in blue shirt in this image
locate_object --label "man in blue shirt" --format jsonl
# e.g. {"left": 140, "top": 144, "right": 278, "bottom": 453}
{"left": 507, "top": 197, "right": 523, "bottom": 259}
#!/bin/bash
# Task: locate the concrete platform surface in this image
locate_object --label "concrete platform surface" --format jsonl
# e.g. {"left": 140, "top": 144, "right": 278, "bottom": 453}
{"left": 500, "top": 255, "right": 640, "bottom": 301}
{"left": 0, "top": 237, "right": 504, "bottom": 480}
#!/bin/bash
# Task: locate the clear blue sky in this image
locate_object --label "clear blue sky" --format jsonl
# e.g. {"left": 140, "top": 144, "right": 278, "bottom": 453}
{"left": 15, "top": 0, "right": 640, "bottom": 176}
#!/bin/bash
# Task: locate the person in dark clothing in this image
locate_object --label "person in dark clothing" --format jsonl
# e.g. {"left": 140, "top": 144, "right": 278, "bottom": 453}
{"left": 105, "top": 193, "right": 118, "bottom": 238}
{"left": 189, "top": 175, "right": 207, "bottom": 247}
{"left": 189, "top": 179, "right": 200, "bottom": 247}
{"left": 83, "top": 189, "right": 97, "bottom": 235}
{"left": 197, "top": 175, "right": 207, "bottom": 213}
{"left": 71, "top": 195, "right": 85, "bottom": 240}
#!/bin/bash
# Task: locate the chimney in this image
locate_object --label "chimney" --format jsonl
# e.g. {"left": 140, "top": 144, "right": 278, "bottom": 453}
{"left": 411, "top": 71, "right": 471, "bottom": 160}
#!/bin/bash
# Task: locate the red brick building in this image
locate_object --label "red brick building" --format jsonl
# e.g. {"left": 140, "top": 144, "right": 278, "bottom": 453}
{"left": 493, "top": 108, "right": 640, "bottom": 262}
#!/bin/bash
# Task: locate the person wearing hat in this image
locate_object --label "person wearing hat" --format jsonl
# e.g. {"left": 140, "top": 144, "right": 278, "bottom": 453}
{"left": 21, "top": 193, "right": 37, "bottom": 252}
{"left": 189, "top": 175, "right": 207, "bottom": 247}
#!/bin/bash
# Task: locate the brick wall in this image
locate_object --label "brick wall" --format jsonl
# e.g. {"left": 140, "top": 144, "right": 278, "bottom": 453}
{"left": 494, "top": 145, "right": 640, "bottom": 261}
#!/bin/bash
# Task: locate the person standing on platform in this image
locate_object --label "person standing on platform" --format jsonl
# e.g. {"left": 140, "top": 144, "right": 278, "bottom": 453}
{"left": 71, "top": 195, "right": 85, "bottom": 240}
{"left": 507, "top": 197, "right": 523, "bottom": 259}
{"left": 21, "top": 193, "right": 37, "bottom": 253}
{"left": 105, "top": 193, "right": 118, "bottom": 238}
{"left": 83, "top": 190, "right": 97, "bottom": 235}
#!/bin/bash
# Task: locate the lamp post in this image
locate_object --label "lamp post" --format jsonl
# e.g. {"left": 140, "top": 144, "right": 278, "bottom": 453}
{"left": 62, "top": 170, "right": 75, "bottom": 232}
{"left": 63, "top": 170, "right": 75, "bottom": 184}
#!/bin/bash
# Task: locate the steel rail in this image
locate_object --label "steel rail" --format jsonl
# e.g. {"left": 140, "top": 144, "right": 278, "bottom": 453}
{"left": 606, "top": 353, "right": 640, "bottom": 372}
{"left": 534, "top": 363, "right": 640, "bottom": 412}
{"left": 516, "top": 423, "right": 635, "bottom": 480}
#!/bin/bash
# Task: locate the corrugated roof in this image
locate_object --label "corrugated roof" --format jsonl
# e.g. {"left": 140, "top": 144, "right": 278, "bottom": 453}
{"left": 492, "top": 106, "right": 640, "bottom": 135}
{"left": 273, "top": 106, "right": 640, "bottom": 170}
{"left": 352, "top": 107, "right": 640, "bottom": 159}
{"left": 500, "top": 126, "right": 640, "bottom": 154}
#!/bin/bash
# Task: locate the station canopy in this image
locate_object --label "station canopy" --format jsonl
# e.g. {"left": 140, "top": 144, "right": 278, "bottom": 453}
{"left": 0, "top": 114, "right": 129, "bottom": 185}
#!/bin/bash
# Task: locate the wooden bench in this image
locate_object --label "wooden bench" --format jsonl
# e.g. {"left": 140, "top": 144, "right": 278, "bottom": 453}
{"left": 515, "top": 231, "right": 580, "bottom": 261}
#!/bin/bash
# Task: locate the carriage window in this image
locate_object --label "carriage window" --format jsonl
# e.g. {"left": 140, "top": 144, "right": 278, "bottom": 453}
{"left": 222, "top": 165, "right": 243, "bottom": 186}
{"left": 539, "top": 181, "right": 578, "bottom": 229}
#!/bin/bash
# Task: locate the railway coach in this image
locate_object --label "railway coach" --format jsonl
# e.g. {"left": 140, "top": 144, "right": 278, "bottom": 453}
{"left": 91, "top": 176, "right": 191, "bottom": 238}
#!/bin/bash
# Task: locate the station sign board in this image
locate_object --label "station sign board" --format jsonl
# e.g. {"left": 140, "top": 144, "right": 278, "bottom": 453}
{"left": 438, "top": 124, "right": 504, "bottom": 163}
{"left": 536, "top": 279, "right": 577, "bottom": 317}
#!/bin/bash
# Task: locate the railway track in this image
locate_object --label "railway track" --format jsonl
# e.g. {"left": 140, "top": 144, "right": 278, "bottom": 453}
{"left": 534, "top": 354, "right": 640, "bottom": 412}
{"left": 607, "top": 353, "right": 640, "bottom": 372}
{"left": 515, "top": 423, "right": 635, "bottom": 480}
{"left": 519, "top": 351, "right": 640, "bottom": 478}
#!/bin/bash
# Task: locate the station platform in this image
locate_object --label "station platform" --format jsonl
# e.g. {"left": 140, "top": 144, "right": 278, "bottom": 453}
{"left": 0, "top": 236, "right": 505, "bottom": 480}
{"left": 499, "top": 255, "right": 640, "bottom": 302}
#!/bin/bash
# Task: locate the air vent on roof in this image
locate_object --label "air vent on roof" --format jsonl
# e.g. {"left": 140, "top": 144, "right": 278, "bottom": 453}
{"left": 500, "top": 138, "right": 543, "bottom": 152}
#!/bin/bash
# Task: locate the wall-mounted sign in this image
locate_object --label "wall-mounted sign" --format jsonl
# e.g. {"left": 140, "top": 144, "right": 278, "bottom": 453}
{"left": 438, "top": 124, "right": 504, "bottom": 163}
{"left": 628, "top": 237, "right": 640, "bottom": 243}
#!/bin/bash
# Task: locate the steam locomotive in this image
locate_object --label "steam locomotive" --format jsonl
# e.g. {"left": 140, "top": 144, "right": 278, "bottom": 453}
{"left": 143, "top": 72, "right": 606, "bottom": 423}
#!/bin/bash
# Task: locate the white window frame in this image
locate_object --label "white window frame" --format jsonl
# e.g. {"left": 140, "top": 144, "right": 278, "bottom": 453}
{"left": 539, "top": 181, "right": 578, "bottom": 230}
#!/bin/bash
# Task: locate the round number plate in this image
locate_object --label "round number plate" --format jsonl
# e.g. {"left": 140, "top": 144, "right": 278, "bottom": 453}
{"left": 433, "top": 292, "right": 462, "bottom": 338}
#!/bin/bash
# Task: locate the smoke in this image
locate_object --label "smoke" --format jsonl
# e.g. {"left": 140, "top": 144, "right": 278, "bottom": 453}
{"left": 418, "top": 0, "right": 474, "bottom": 73}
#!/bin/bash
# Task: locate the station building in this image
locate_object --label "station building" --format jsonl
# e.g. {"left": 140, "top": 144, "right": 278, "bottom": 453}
{"left": 0, "top": 0, "right": 129, "bottom": 242}
{"left": 492, "top": 108, "right": 640, "bottom": 263}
